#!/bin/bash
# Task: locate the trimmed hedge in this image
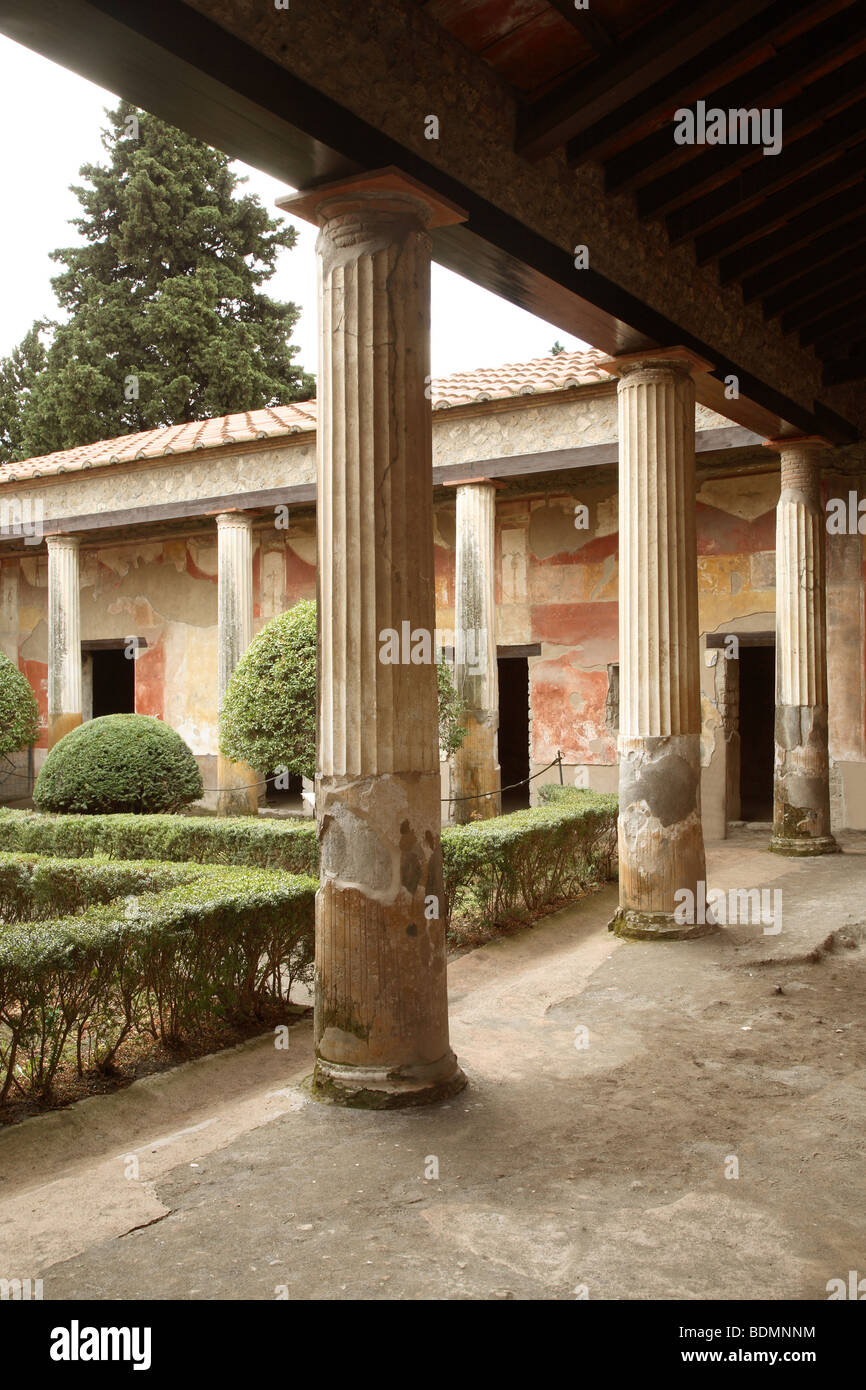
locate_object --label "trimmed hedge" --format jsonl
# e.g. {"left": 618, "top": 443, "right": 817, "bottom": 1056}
{"left": 34, "top": 714, "right": 203, "bottom": 814}
{"left": 0, "top": 852, "right": 315, "bottom": 1102}
{"left": 441, "top": 788, "right": 617, "bottom": 932}
{"left": 0, "top": 808, "right": 318, "bottom": 876}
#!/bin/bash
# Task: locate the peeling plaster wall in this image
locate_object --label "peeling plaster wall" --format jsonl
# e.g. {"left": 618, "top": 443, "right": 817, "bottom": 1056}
{"left": 4, "top": 518, "right": 317, "bottom": 806}
{"left": 433, "top": 467, "right": 866, "bottom": 833}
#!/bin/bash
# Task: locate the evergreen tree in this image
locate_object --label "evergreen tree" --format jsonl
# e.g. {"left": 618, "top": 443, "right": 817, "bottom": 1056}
{"left": 0, "top": 101, "right": 314, "bottom": 462}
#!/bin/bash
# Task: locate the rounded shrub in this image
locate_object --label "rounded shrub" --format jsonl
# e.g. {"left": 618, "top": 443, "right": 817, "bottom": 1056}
{"left": 33, "top": 714, "right": 203, "bottom": 814}
{"left": 219, "top": 599, "right": 317, "bottom": 781}
{"left": 0, "top": 652, "right": 41, "bottom": 757}
{"left": 219, "top": 599, "right": 468, "bottom": 780}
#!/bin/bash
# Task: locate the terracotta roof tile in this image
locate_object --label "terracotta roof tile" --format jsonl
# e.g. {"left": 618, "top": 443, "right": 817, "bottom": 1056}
{"left": 0, "top": 351, "right": 610, "bottom": 484}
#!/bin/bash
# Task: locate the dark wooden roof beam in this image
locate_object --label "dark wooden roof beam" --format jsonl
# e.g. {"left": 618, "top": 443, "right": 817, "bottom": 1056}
{"left": 566, "top": 0, "right": 839, "bottom": 168}
{"left": 740, "top": 201, "right": 866, "bottom": 299}
{"left": 781, "top": 270, "right": 866, "bottom": 333}
{"left": 649, "top": 68, "right": 866, "bottom": 228}
{"left": 604, "top": 4, "right": 866, "bottom": 195}
{"left": 516, "top": 0, "right": 780, "bottom": 161}
{"left": 697, "top": 145, "right": 866, "bottom": 264}
{"left": 763, "top": 240, "right": 866, "bottom": 317}
{"left": 544, "top": 0, "right": 615, "bottom": 55}
{"left": 804, "top": 294, "right": 866, "bottom": 348}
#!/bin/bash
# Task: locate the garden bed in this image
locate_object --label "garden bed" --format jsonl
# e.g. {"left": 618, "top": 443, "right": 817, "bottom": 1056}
{"left": 442, "top": 786, "right": 618, "bottom": 946}
{"left": 0, "top": 850, "right": 315, "bottom": 1117}
{"left": 0, "top": 788, "right": 618, "bottom": 1118}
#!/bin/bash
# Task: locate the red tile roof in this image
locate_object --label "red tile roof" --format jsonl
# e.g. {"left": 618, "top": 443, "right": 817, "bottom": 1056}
{"left": 0, "top": 350, "right": 612, "bottom": 483}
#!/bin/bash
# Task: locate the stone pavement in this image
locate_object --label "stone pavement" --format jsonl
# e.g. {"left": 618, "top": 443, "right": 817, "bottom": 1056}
{"left": 1, "top": 828, "right": 864, "bottom": 1300}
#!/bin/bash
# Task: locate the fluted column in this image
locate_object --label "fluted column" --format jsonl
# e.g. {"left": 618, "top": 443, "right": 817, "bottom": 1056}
{"left": 46, "top": 534, "right": 82, "bottom": 747}
{"left": 278, "top": 169, "right": 467, "bottom": 1106}
{"left": 451, "top": 480, "right": 500, "bottom": 822}
{"left": 767, "top": 437, "right": 837, "bottom": 854}
{"left": 606, "top": 348, "right": 712, "bottom": 939}
{"left": 216, "top": 511, "right": 257, "bottom": 815}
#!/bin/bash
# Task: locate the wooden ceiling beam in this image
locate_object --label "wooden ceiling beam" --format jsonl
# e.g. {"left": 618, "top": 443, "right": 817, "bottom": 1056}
{"left": 802, "top": 294, "right": 866, "bottom": 347}
{"left": 762, "top": 240, "right": 866, "bottom": 316}
{"left": 515, "top": 0, "right": 779, "bottom": 161}
{"left": 781, "top": 270, "right": 866, "bottom": 333}
{"left": 739, "top": 202, "right": 866, "bottom": 299}
{"left": 649, "top": 73, "right": 866, "bottom": 229}
{"left": 566, "top": 0, "right": 834, "bottom": 168}
{"left": 698, "top": 147, "right": 866, "bottom": 265}
{"left": 605, "top": 4, "right": 866, "bottom": 195}
{"left": 544, "top": 0, "right": 615, "bottom": 55}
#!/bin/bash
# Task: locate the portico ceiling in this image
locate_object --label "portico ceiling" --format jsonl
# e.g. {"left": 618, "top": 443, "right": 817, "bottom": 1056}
{"left": 0, "top": 0, "right": 863, "bottom": 443}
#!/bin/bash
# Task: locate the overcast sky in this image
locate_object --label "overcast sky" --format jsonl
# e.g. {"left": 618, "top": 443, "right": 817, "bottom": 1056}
{"left": 0, "top": 35, "right": 589, "bottom": 381}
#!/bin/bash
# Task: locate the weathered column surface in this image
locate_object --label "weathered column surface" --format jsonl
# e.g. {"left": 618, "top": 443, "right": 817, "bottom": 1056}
{"left": 279, "top": 169, "right": 467, "bottom": 1107}
{"left": 767, "top": 437, "right": 837, "bottom": 855}
{"left": 216, "top": 511, "right": 258, "bottom": 815}
{"left": 451, "top": 480, "right": 500, "bottom": 822}
{"left": 606, "top": 348, "right": 712, "bottom": 939}
{"left": 46, "top": 534, "right": 82, "bottom": 747}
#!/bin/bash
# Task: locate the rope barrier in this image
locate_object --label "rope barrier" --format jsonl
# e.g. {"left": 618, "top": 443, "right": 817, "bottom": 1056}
{"left": 441, "top": 751, "right": 563, "bottom": 804}
{"left": 1, "top": 754, "right": 570, "bottom": 803}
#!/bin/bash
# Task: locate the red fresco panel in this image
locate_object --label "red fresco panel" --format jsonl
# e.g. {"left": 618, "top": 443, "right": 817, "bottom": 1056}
{"left": 21, "top": 658, "right": 49, "bottom": 749}
{"left": 134, "top": 639, "right": 165, "bottom": 721}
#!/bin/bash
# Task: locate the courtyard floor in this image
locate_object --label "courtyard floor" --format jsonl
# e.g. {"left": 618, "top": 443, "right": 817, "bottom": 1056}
{"left": 2, "top": 827, "right": 864, "bottom": 1301}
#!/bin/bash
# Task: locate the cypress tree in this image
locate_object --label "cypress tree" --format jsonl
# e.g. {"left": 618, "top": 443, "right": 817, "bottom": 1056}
{"left": 0, "top": 100, "right": 314, "bottom": 462}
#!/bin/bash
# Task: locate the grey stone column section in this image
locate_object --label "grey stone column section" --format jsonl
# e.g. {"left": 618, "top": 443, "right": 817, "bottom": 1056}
{"left": 46, "top": 534, "right": 82, "bottom": 747}
{"left": 451, "top": 479, "right": 500, "bottom": 822}
{"left": 278, "top": 169, "right": 468, "bottom": 1107}
{"left": 216, "top": 511, "right": 258, "bottom": 814}
{"left": 767, "top": 437, "right": 837, "bottom": 854}
{"left": 604, "top": 348, "right": 713, "bottom": 940}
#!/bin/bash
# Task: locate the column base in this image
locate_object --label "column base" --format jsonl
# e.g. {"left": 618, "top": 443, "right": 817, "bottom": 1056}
{"left": 608, "top": 907, "right": 718, "bottom": 941}
{"left": 768, "top": 834, "right": 840, "bottom": 857}
{"left": 307, "top": 1051, "right": 467, "bottom": 1110}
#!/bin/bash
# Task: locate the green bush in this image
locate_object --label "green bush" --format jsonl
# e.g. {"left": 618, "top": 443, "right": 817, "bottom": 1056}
{"left": 0, "top": 852, "right": 316, "bottom": 1102}
{"left": 0, "top": 653, "right": 40, "bottom": 758}
{"left": 33, "top": 714, "right": 203, "bottom": 814}
{"left": 0, "top": 808, "right": 318, "bottom": 875}
{"left": 219, "top": 599, "right": 317, "bottom": 781}
{"left": 219, "top": 598, "right": 468, "bottom": 778}
{"left": 441, "top": 789, "right": 618, "bottom": 934}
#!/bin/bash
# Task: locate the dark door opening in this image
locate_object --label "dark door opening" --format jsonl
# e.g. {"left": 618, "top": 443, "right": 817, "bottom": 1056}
{"left": 497, "top": 655, "right": 530, "bottom": 813}
{"left": 265, "top": 770, "right": 303, "bottom": 805}
{"left": 738, "top": 645, "right": 775, "bottom": 821}
{"left": 91, "top": 648, "right": 135, "bottom": 718}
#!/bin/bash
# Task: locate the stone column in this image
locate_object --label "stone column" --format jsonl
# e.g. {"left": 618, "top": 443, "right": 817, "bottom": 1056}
{"left": 450, "top": 479, "right": 500, "bottom": 823}
{"left": 216, "top": 511, "right": 258, "bottom": 815}
{"left": 278, "top": 169, "right": 467, "bottom": 1107}
{"left": 766, "top": 437, "right": 837, "bottom": 854}
{"left": 605, "top": 348, "right": 713, "bottom": 939}
{"left": 46, "top": 534, "right": 82, "bottom": 746}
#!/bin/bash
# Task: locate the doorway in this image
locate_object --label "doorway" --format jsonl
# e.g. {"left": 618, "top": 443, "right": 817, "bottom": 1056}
{"left": 91, "top": 648, "right": 135, "bottom": 718}
{"left": 497, "top": 653, "right": 530, "bottom": 813}
{"left": 738, "top": 645, "right": 775, "bottom": 821}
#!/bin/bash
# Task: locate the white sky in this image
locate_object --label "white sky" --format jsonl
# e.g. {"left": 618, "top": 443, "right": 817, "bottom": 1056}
{"left": 0, "top": 35, "right": 589, "bottom": 380}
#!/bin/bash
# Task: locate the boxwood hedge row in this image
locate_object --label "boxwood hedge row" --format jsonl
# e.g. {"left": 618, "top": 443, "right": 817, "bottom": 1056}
{"left": 441, "top": 787, "right": 617, "bottom": 932}
{"left": 0, "top": 808, "right": 318, "bottom": 876}
{"left": 0, "top": 852, "right": 316, "bottom": 1103}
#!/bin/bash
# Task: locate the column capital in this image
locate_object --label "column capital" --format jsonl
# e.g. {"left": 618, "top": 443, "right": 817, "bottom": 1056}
{"left": 276, "top": 166, "right": 467, "bottom": 231}
{"left": 600, "top": 345, "right": 714, "bottom": 380}
{"left": 215, "top": 510, "right": 253, "bottom": 531}
{"left": 442, "top": 476, "right": 505, "bottom": 490}
{"left": 762, "top": 433, "right": 832, "bottom": 453}
{"left": 46, "top": 532, "right": 81, "bottom": 551}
